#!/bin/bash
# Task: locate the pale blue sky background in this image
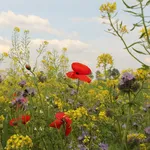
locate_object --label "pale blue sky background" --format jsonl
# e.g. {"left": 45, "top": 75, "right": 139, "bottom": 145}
{"left": 0, "top": 0, "right": 149, "bottom": 73}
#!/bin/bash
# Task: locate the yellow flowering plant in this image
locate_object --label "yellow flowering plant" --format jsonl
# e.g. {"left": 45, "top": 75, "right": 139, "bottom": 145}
{"left": 99, "top": 0, "right": 150, "bottom": 67}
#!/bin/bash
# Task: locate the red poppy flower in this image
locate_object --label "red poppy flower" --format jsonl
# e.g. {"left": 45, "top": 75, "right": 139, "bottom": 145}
{"left": 49, "top": 112, "right": 72, "bottom": 136}
{"left": 66, "top": 62, "right": 92, "bottom": 83}
{"left": 9, "top": 115, "right": 31, "bottom": 126}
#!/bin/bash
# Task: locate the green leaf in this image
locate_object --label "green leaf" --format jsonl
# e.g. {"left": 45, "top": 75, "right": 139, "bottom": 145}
{"left": 122, "top": 0, "right": 131, "bottom": 8}
{"left": 1, "top": 115, "right": 9, "bottom": 148}
{"left": 139, "top": 32, "right": 146, "bottom": 39}
{"left": 124, "top": 10, "right": 137, "bottom": 15}
{"left": 132, "top": 48, "right": 147, "bottom": 55}
{"left": 126, "top": 41, "right": 142, "bottom": 49}
{"left": 120, "top": 21, "right": 123, "bottom": 28}
{"left": 122, "top": 0, "right": 139, "bottom": 9}
{"left": 146, "top": 0, "right": 150, "bottom": 6}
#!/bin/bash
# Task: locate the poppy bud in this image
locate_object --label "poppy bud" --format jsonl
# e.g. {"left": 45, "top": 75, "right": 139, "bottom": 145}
{"left": 25, "top": 65, "right": 31, "bottom": 70}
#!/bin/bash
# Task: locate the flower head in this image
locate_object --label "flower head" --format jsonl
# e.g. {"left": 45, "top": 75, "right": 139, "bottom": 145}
{"left": 66, "top": 62, "right": 92, "bottom": 83}
{"left": 5, "top": 134, "right": 33, "bottom": 150}
{"left": 49, "top": 112, "right": 72, "bottom": 136}
{"left": 118, "top": 72, "right": 139, "bottom": 92}
{"left": 11, "top": 95, "right": 28, "bottom": 110}
{"left": 100, "top": 2, "right": 116, "bottom": 13}
{"left": 18, "top": 80, "right": 26, "bottom": 88}
{"left": 9, "top": 115, "right": 31, "bottom": 126}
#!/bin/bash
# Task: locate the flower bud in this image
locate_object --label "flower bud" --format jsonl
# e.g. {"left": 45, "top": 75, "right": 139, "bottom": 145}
{"left": 25, "top": 65, "right": 31, "bottom": 70}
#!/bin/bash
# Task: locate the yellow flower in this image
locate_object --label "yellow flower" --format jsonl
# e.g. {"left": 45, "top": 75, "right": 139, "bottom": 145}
{"left": 135, "top": 69, "right": 149, "bottom": 80}
{"left": 127, "top": 133, "right": 146, "bottom": 143}
{"left": 2, "top": 52, "right": 8, "bottom": 57}
{"left": 140, "top": 27, "right": 150, "bottom": 38}
{"left": 140, "top": 144, "right": 147, "bottom": 150}
{"left": 83, "top": 136, "right": 90, "bottom": 144}
{"left": 14, "top": 27, "right": 20, "bottom": 32}
{"left": 0, "top": 115, "right": 4, "bottom": 123}
{"left": 5, "top": 134, "right": 33, "bottom": 150}
{"left": 99, "top": 111, "right": 109, "bottom": 121}
{"left": 97, "top": 53, "right": 113, "bottom": 68}
{"left": 66, "top": 107, "right": 88, "bottom": 120}
{"left": 120, "top": 25, "right": 128, "bottom": 34}
{"left": 100, "top": 2, "right": 117, "bottom": 13}
{"left": 44, "top": 41, "right": 49, "bottom": 45}
{"left": 62, "top": 47, "right": 67, "bottom": 52}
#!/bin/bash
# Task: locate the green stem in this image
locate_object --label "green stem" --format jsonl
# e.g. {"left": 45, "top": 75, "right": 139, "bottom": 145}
{"left": 123, "top": 92, "right": 131, "bottom": 150}
{"left": 108, "top": 13, "right": 147, "bottom": 66}
{"left": 139, "top": 1, "right": 150, "bottom": 45}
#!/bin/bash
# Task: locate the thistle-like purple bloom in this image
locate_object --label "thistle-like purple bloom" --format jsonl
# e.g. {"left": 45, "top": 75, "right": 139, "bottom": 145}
{"left": 120, "top": 72, "right": 135, "bottom": 85}
{"left": 118, "top": 72, "right": 139, "bottom": 92}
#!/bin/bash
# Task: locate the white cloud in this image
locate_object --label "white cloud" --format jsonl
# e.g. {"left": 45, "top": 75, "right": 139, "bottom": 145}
{"left": 0, "top": 36, "right": 11, "bottom": 52}
{"left": 32, "top": 39, "right": 89, "bottom": 51}
{"left": 71, "top": 17, "right": 115, "bottom": 24}
{"left": 0, "top": 11, "right": 64, "bottom": 36}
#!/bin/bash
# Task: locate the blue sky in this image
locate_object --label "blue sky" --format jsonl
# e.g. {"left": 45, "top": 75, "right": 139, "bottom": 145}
{"left": 0, "top": 0, "right": 150, "bottom": 73}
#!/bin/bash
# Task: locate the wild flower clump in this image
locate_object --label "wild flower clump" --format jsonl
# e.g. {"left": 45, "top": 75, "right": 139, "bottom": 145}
{"left": 5, "top": 134, "right": 33, "bottom": 150}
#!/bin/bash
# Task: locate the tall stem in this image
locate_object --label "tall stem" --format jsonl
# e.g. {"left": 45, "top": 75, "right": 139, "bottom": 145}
{"left": 123, "top": 92, "right": 131, "bottom": 150}
{"left": 108, "top": 13, "right": 147, "bottom": 66}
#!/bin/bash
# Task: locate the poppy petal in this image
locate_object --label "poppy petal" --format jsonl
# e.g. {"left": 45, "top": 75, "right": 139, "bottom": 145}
{"left": 66, "top": 71, "right": 77, "bottom": 79}
{"left": 76, "top": 75, "right": 91, "bottom": 83}
{"left": 9, "top": 118, "right": 18, "bottom": 126}
{"left": 49, "top": 119, "right": 63, "bottom": 129}
{"left": 65, "top": 116, "right": 72, "bottom": 125}
{"left": 55, "top": 112, "right": 65, "bottom": 119}
{"left": 72, "top": 62, "right": 91, "bottom": 75}
{"left": 21, "top": 115, "right": 31, "bottom": 124}
{"left": 65, "top": 125, "right": 72, "bottom": 136}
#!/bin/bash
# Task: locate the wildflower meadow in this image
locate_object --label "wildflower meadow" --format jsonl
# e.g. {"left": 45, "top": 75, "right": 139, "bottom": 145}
{"left": 0, "top": 0, "right": 150, "bottom": 150}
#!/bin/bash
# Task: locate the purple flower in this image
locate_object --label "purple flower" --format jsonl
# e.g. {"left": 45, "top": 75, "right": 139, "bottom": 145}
{"left": 118, "top": 72, "right": 139, "bottom": 92}
{"left": 120, "top": 72, "right": 135, "bottom": 84}
{"left": 99, "top": 143, "right": 108, "bottom": 150}
{"left": 23, "top": 87, "right": 36, "bottom": 97}
{"left": 70, "top": 89, "right": 77, "bottom": 96}
{"left": 11, "top": 96, "right": 28, "bottom": 110}
{"left": 77, "top": 144, "right": 87, "bottom": 150}
{"left": 18, "top": 80, "right": 26, "bottom": 87}
{"left": 145, "top": 126, "right": 150, "bottom": 135}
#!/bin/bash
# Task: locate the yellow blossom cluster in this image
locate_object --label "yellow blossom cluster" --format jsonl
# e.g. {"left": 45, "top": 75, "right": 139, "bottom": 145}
{"left": 120, "top": 25, "right": 128, "bottom": 34}
{"left": 83, "top": 136, "right": 90, "bottom": 144}
{"left": 106, "top": 79, "right": 118, "bottom": 88}
{"left": 14, "top": 27, "right": 20, "bottom": 32}
{"left": 99, "top": 111, "right": 109, "bottom": 121}
{"left": 66, "top": 107, "right": 88, "bottom": 120}
{"left": 140, "top": 27, "right": 150, "bottom": 38}
{"left": 62, "top": 47, "right": 67, "bottom": 52}
{"left": 97, "top": 53, "right": 113, "bottom": 68}
{"left": 127, "top": 133, "right": 146, "bottom": 143}
{"left": 2, "top": 52, "right": 9, "bottom": 57}
{"left": 0, "top": 115, "right": 4, "bottom": 123}
{"left": 140, "top": 144, "right": 147, "bottom": 150}
{"left": 44, "top": 41, "right": 49, "bottom": 45}
{"left": 95, "top": 90, "right": 110, "bottom": 103}
{"left": 54, "top": 98, "right": 63, "bottom": 110}
{"left": 99, "top": 2, "right": 117, "bottom": 13}
{"left": 5, "top": 134, "right": 33, "bottom": 150}
{"left": 135, "top": 69, "right": 149, "bottom": 80}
